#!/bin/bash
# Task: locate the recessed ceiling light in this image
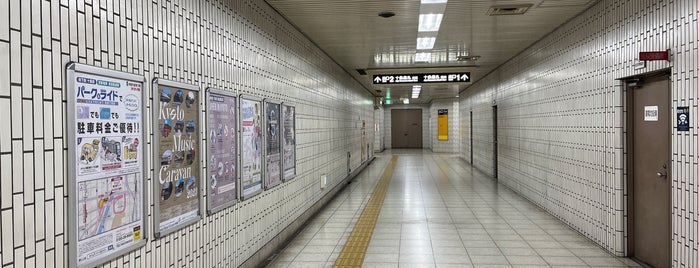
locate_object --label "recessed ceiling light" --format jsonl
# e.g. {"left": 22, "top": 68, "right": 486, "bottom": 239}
{"left": 418, "top": 14, "right": 443, "bottom": 32}
{"left": 416, "top": 37, "right": 436, "bottom": 50}
{"left": 403, "top": 98, "right": 410, "bottom": 104}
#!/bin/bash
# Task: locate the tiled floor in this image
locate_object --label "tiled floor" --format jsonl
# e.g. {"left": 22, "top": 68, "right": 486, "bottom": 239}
{"left": 266, "top": 150, "right": 640, "bottom": 268}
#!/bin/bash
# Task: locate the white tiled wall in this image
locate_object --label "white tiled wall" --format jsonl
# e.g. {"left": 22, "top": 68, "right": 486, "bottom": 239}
{"left": 430, "top": 100, "right": 460, "bottom": 153}
{"left": 459, "top": 0, "right": 699, "bottom": 265}
{"left": 383, "top": 105, "right": 430, "bottom": 149}
{"left": 373, "top": 106, "right": 384, "bottom": 152}
{"left": 0, "top": 0, "right": 374, "bottom": 267}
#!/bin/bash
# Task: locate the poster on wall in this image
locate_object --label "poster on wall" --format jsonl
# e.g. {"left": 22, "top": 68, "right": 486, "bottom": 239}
{"left": 67, "top": 63, "right": 147, "bottom": 268}
{"left": 438, "top": 109, "right": 449, "bottom": 140}
{"left": 282, "top": 104, "right": 296, "bottom": 181}
{"left": 677, "top": 106, "right": 689, "bottom": 131}
{"left": 152, "top": 79, "right": 201, "bottom": 237}
{"left": 264, "top": 100, "right": 282, "bottom": 189}
{"left": 240, "top": 96, "right": 263, "bottom": 199}
{"left": 206, "top": 88, "right": 238, "bottom": 214}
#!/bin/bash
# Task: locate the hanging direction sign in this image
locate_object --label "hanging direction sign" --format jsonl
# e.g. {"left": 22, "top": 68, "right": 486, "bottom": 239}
{"left": 372, "top": 72, "right": 470, "bottom": 84}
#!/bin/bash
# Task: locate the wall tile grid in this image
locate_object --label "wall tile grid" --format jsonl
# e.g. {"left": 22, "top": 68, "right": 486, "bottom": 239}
{"left": 373, "top": 106, "right": 384, "bottom": 152}
{"left": 0, "top": 0, "right": 375, "bottom": 267}
{"left": 459, "top": 0, "right": 698, "bottom": 266}
{"left": 382, "top": 104, "right": 430, "bottom": 149}
{"left": 429, "top": 100, "right": 460, "bottom": 153}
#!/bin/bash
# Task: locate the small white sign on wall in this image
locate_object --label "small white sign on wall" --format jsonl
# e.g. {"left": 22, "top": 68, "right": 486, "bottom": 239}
{"left": 644, "top": 106, "right": 659, "bottom": 121}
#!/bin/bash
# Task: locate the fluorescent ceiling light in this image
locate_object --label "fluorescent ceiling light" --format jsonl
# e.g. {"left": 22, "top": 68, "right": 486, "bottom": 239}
{"left": 403, "top": 98, "right": 410, "bottom": 104}
{"left": 421, "top": 0, "right": 447, "bottom": 3}
{"left": 412, "top": 85, "right": 421, "bottom": 99}
{"left": 416, "top": 37, "right": 436, "bottom": 50}
{"left": 418, "top": 14, "right": 443, "bottom": 32}
{"left": 415, "top": 52, "right": 431, "bottom": 62}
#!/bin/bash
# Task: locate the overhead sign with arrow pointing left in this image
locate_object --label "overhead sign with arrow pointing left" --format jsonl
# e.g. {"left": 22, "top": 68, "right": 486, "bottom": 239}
{"left": 372, "top": 72, "right": 470, "bottom": 84}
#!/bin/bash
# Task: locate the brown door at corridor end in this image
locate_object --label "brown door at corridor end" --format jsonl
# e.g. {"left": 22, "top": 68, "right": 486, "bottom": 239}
{"left": 629, "top": 74, "right": 671, "bottom": 268}
{"left": 391, "top": 109, "right": 423, "bottom": 148}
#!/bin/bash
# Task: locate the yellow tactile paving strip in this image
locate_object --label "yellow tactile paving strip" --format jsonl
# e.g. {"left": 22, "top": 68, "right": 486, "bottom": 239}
{"left": 333, "top": 155, "right": 398, "bottom": 267}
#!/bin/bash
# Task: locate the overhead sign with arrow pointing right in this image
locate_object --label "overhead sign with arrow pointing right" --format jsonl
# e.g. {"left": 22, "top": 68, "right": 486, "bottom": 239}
{"left": 372, "top": 72, "right": 470, "bottom": 84}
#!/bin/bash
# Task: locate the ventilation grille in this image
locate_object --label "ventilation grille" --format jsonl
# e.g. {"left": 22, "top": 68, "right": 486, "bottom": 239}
{"left": 487, "top": 4, "right": 532, "bottom": 16}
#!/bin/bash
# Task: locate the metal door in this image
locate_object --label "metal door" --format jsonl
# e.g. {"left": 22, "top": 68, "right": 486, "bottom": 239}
{"left": 630, "top": 75, "right": 671, "bottom": 268}
{"left": 391, "top": 109, "right": 423, "bottom": 148}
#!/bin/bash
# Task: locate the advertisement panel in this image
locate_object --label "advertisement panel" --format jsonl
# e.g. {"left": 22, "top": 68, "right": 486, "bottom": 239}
{"left": 67, "top": 63, "right": 146, "bottom": 267}
{"left": 152, "top": 79, "right": 201, "bottom": 237}
{"left": 265, "top": 100, "right": 282, "bottom": 189}
{"left": 282, "top": 104, "right": 296, "bottom": 181}
{"left": 206, "top": 89, "right": 238, "bottom": 213}
{"left": 438, "top": 109, "right": 448, "bottom": 141}
{"left": 240, "top": 97, "right": 263, "bottom": 199}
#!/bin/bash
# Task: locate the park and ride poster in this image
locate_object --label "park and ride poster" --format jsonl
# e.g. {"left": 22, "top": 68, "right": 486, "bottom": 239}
{"left": 67, "top": 63, "right": 146, "bottom": 267}
{"left": 153, "top": 79, "right": 201, "bottom": 237}
{"left": 264, "top": 100, "right": 282, "bottom": 189}
{"left": 240, "top": 97, "right": 263, "bottom": 199}
{"left": 206, "top": 89, "right": 238, "bottom": 213}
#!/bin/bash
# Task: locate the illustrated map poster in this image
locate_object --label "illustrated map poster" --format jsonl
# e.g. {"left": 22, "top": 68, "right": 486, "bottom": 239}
{"left": 154, "top": 80, "right": 200, "bottom": 235}
{"left": 68, "top": 64, "right": 145, "bottom": 267}
{"left": 206, "top": 90, "right": 238, "bottom": 212}
{"left": 265, "top": 101, "right": 282, "bottom": 188}
{"left": 241, "top": 97, "right": 263, "bottom": 198}
{"left": 282, "top": 105, "right": 296, "bottom": 180}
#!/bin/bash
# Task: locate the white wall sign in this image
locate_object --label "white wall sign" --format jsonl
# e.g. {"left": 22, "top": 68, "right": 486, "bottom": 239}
{"left": 644, "top": 106, "right": 659, "bottom": 121}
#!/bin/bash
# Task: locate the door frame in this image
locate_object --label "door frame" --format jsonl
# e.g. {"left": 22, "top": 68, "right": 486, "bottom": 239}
{"left": 492, "top": 105, "right": 498, "bottom": 179}
{"left": 623, "top": 68, "right": 672, "bottom": 266}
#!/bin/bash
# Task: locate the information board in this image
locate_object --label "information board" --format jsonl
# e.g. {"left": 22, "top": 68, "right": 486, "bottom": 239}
{"left": 282, "top": 104, "right": 296, "bottom": 181}
{"left": 240, "top": 97, "right": 263, "bottom": 199}
{"left": 206, "top": 89, "right": 238, "bottom": 213}
{"left": 373, "top": 72, "right": 470, "bottom": 84}
{"left": 67, "top": 63, "right": 147, "bottom": 267}
{"left": 264, "top": 100, "right": 282, "bottom": 189}
{"left": 152, "top": 79, "right": 201, "bottom": 237}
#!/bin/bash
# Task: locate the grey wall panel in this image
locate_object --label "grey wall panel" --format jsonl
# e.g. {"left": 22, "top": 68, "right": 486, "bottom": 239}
{"left": 0, "top": 0, "right": 374, "bottom": 267}
{"left": 459, "top": 0, "right": 699, "bottom": 264}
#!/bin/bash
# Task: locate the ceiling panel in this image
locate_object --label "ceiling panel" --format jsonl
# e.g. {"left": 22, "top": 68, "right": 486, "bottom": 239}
{"left": 265, "top": 0, "right": 598, "bottom": 104}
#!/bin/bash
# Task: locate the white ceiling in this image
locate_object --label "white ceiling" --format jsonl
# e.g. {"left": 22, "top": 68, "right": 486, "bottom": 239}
{"left": 265, "top": 0, "right": 598, "bottom": 104}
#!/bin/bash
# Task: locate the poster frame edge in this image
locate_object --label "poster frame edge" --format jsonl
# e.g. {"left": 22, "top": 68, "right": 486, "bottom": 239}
{"left": 151, "top": 78, "right": 203, "bottom": 238}
{"left": 239, "top": 94, "right": 264, "bottom": 200}
{"left": 281, "top": 102, "right": 297, "bottom": 182}
{"left": 205, "top": 88, "right": 240, "bottom": 215}
{"left": 262, "top": 98, "right": 283, "bottom": 190}
{"left": 66, "top": 62, "right": 148, "bottom": 268}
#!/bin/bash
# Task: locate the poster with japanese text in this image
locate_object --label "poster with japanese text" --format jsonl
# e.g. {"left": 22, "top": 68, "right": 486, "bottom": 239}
{"left": 282, "top": 105, "right": 296, "bottom": 181}
{"left": 153, "top": 79, "right": 201, "bottom": 236}
{"left": 240, "top": 97, "right": 263, "bottom": 199}
{"left": 67, "top": 63, "right": 146, "bottom": 268}
{"left": 264, "top": 101, "right": 282, "bottom": 189}
{"left": 206, "top": 89, "right": 238, "bottom": 213}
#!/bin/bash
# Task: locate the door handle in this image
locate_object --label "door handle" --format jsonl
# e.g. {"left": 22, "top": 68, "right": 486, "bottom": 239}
{"left": 656, "top": 170, "right": 667, "bottom": 178}
{"left": 404, "top": 133, "right": 408, "bottom": 136}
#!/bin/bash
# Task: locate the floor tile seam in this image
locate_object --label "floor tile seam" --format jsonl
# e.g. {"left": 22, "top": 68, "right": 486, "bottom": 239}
{"left": 438, "top": 155, "right": 591, "bottom": 267}
{"left": 423, "top": 154, "right": 477, "bottom": 265}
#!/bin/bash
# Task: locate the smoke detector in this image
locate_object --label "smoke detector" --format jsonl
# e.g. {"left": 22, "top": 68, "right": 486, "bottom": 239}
{"left": 487, "top": 4, "right": 532, "bottom": 16}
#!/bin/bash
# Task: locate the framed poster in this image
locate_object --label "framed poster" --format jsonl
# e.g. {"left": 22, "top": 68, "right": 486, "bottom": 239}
{"left": 438, "top": 109, "right": 448, "bottom": 140}
{"left": 240, "top": 96, "right": 263, "bottom": 199}
{"left": 206, "top": 88, "right": 239, "bottom": 214}
{"left": 152, "top": 78, "right": 201, "bottom": 237}
{"left": 67, "top": 63, "right": 147, "bottom": 267}
{"left": 282, "top": 104, "right": 296, "bottom": 181}
{"left": 264, "top": 99, "right": 282, "bottom": 189}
